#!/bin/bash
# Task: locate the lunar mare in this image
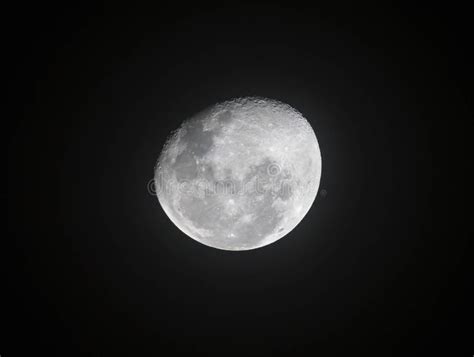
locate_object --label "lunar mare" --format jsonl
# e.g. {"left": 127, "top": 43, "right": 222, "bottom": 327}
{"left": 155, "top": 97, "right": 321, "bottom": 250}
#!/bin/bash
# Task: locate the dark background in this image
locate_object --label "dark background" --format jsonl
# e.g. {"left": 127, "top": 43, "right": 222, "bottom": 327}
{"left": 6, "top": 4, "right": 471, "bottom": 356}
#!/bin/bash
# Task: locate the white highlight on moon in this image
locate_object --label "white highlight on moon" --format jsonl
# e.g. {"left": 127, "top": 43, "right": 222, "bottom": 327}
{"left": 154, "top": 97, "right": 322, "bottom": 251}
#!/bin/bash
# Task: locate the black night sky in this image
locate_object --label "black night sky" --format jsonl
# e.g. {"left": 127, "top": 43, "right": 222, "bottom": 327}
{"left": 6, "top": 4, "right": 471, "bottom": 356}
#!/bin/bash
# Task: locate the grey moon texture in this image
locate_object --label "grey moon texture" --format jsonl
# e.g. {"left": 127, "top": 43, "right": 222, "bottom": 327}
{"left": 155, "top": 97, "right": 322, "bottom": 250}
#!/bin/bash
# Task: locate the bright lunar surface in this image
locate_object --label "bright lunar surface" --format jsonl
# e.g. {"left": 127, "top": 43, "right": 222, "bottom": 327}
{"left": 155, "top": 97, "right": 321, "bottom": 250}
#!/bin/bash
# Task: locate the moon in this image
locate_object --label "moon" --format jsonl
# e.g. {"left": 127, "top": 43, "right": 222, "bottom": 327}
{"left": 155, "top": 97, "right": 321, "bottom": 250}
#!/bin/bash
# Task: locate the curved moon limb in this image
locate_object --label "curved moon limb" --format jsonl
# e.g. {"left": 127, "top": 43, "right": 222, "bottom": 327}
{"left": 155, "top": 97, "right": 322, "bottom": 251}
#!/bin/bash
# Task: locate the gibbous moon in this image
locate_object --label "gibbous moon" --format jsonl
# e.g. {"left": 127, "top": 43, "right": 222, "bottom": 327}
{"left": 155, "top": 97, "right": 321, "bottom": 250}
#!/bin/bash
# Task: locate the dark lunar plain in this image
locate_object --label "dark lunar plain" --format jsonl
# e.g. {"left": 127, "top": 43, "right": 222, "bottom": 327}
{"left": 5, "top": 4, "right": 472, "bottom": 356}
